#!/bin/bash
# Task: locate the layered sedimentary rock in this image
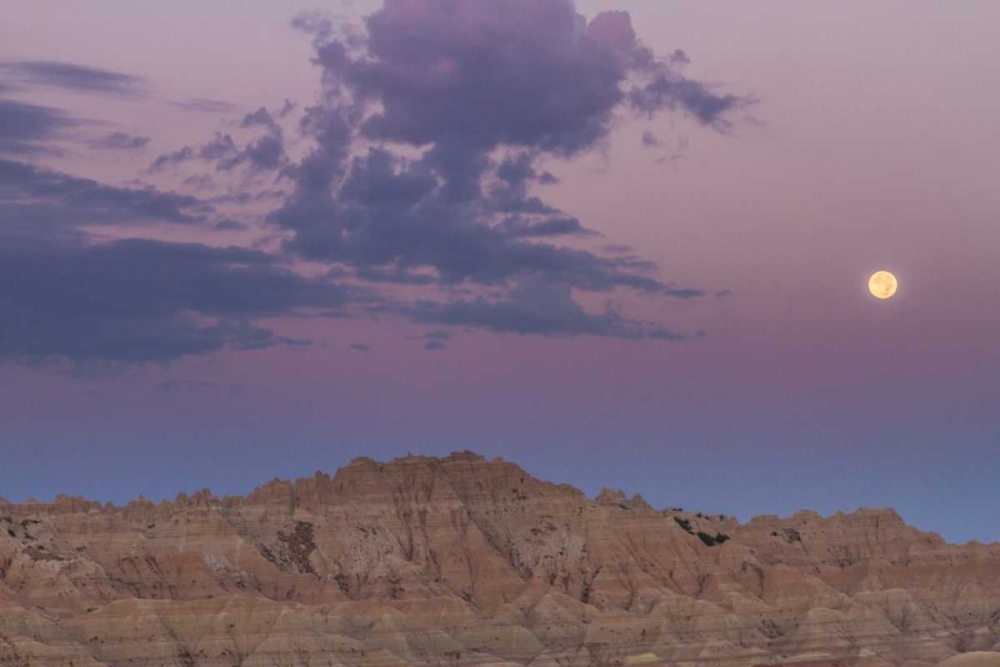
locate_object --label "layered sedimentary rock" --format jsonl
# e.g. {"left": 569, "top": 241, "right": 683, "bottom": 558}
{"left": 0, "top": 451, "right": 997, "bottom": 667}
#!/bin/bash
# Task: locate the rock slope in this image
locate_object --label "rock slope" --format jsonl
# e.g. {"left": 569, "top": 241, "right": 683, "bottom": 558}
{"left": 1, "top": 451, "right": 998, "bottom": 667}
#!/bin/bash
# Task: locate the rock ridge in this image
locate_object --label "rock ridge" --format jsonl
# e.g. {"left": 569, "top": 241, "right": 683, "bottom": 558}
{"left": 0, "top": 451, "right": 997, "bottom": 667}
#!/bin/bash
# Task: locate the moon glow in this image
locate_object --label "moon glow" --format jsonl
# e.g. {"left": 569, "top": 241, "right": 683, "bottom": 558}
{"left": 868, "top": 271, "right": 898, "bottom": 299}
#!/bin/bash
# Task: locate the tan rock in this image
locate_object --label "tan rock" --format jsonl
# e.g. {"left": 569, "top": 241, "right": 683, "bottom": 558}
{"left": 0, "top": 452, "right": 997, "bottom": 667}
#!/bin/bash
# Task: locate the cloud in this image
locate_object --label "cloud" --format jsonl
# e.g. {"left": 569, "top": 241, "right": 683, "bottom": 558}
{"left": 629, "top": 75, "right": 749, "bottom": 128}
{"left": 149, "top": 146, "right": 196, "bottom": 171}
{"left": 0, "top": 237, "right": 356, "bottom": 365}
{"left": 406, "top": 329, "right": 451, "bottom": 351}
{"left": 182, "top": 174, "right": 215, "bottom": 190}
{"left": 654, "top": 136, "right": 690, "bottom": 163}
{"left": 241, "top": 107, "right": 281, "bottom": 133}
{"left": 641, "top": 131, "right": 662, "bottom": 148}
{"left": 0, "top": 98, "right": 76, "bottom": 155}
{"left": 171, "top": 98, "right": 237, "bottom": 113}
{"left": 405, "top": 281, "right": 691, "bottom": 341}
{"left": 330, "top": 5, "right": 623, "bottom": 154}
{"left": 0, "top": 60, "right": 146, "bottom": 96}
{"left": 0, "top": 0, "right": 740, "bottom": 370}
{"left": 151, "top": 128, "right": 286, "bottom": 174}
{"left": 230, "top": 133, "right": 285, "bottom": 171}
{"left": 269, "top": 0, "right": 727, "bottom": 334}
{"left": 149, "top": 134, "right": 239, "bottom": 171}
{"left": 277, "top": 99, "right": 297, "bottom": 118}
{"left": 89, "top": 132, "right": 150, "bottom": 150}
{"left": 0, "top": 158, "right": 210, "bottom": 239}
{"left": 212, "top": 218, "right": 249, "bottom": 231}
{"left": 348, "top": 342, "right": 371, "bottom": 352}
{"left": 669, "top": 49, "right": 691, "bottom": 66}
{"left": 497, "top": 216, "right": 594, "bottom": 238}
{"left": 273, "top": 145, "right": 683, "bottom": 293}
{"left": 0, "top": 150, "right": 336, "bottom": 367}
{"left": 310, "top": 2, "right": 745, "bottom": 150}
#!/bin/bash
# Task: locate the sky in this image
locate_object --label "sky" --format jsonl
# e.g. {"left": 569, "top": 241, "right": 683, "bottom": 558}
{"left": 1, "top": 0, "right": 998, "bottom": 543}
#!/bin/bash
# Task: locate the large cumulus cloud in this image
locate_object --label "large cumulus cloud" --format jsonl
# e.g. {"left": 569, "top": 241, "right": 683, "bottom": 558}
{"left": 268, "top": 0, "right": 743, "bottom": 336}
{"left": 277, "top": 1, "right": 744, "bottom": 283}
{"left": 1, "top": 1, "right": 747, "bottom": 366}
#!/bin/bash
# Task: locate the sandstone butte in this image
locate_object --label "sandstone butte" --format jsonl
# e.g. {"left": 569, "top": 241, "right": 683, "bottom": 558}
{"left": 1, "top": 451, "right": 998, "bottom": 667}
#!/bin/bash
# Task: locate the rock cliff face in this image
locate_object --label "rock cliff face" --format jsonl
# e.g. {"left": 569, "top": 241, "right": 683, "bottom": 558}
{"left": 0, "top": 451, "right": 997, "bottom": 667}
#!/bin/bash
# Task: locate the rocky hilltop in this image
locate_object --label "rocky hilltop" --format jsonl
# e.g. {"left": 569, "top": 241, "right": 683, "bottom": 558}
{"left": 1, "top": 451, "right": 998, "bottom": 667}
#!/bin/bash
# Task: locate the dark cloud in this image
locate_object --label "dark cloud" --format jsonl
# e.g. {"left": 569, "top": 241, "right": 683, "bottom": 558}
{"left": 336, "top": 147, "right": 436, "bottom": 207}
{"left": 182, "top": 174, "right": 215, "bottom": 190}
{"left": 405, "top": 281, "right": 690, "bottom": 341}
{"left": 149, "top": 145, "right": 196, "bottom": 171}
{"left": 406, "top": 329, "right": 451, "bottom": 351}
{"left": 0, "top": 0, "right": 739, "bottom": 370}
{"left": 149, "top": 134, "right": 235, "bottom": 171}
{"left": 312, "top": 2, "right": 745, "bottom": 150}
{"left": 629, "top": 74, "right": 749, "bottom": 128}
{"left": 209, "top": 189, "right": 286, "bottom": 206}
{"left": 199, "top": 134, "right": 238, "bottom": 161}
{"left": 669, "top": 49, "right": 691, "bottom": 66}
{"left": 241, "top": 107, "right": 280, "bottom": 133}
{"left": 0, "top": 98, "right": 75, "bottom": 155}
{"left": 0, "top": 158, "right": 210, "bottom": 238}
{"left": 641, "top": 131, "right": 662, "bottom": 148}
{"left": 171, "top": 98, "right": 237, "bottom": 113}
{"left": 320, "top": 2, "right": 622, "bottom": 155}
{"left": 89, "top": 132, "right": 150, "bottom": 150}
{"left": 270, "top": 0, "right": 724, "bottom": 328}
{"left": 488, "top": 152, "right": 565, "bottom": 214}
{"left": 151, "top": 129, "right": 286, "bottom": 173}
{"left": 1, "top": 122, "right": 336, "bottom": 366}
{"left": 291, "top": 10, "right": 334, "bottom": 39}
{"left": 213, "top": 218, "right": 248, "bottom": 231}
{"left": 496, "top": 216, "right": 594, "bottom": 238}
{"left": 229, "top": 133, "right": 285, "bottom": 171}
{"left": 355, "top": 265, "right": 439, "bottom": 285}
{"left": 273, "top": 143, "right": 679, "bottom": 294}
{"left": 348, "top": 342, "right": 371, "bottom": 352}
{"left": 655, "top": 136, "right": 690, "bottom": 163}
{"left": 279, "top": 197, "right": 671, "bottom": 292}
{"left": 0, "top": 237, "right": 354, "bottom": 365}
{"left": 0, "top": 60, "right": 146, "bottom": 96}
{"left": 662, "top": 286, "right": 705, "bottom": 299}
{"left": 424, "top": 330, "right": 450, "bottom": 341}
{"left": 277, "top": 99, "right": 297, "bottom": 118}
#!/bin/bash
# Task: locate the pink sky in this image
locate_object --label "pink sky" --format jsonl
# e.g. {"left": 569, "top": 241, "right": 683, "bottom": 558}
{"left": 2, "top": 1, "right": 999, "bottom": 542}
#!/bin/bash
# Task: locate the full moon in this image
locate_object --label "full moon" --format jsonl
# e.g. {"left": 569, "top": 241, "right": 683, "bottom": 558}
{"left": 868, "top": 270, "right": 898, "bottom": 299}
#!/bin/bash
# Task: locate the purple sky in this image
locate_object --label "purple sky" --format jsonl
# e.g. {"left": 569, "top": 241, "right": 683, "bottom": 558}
{"left": 2, "top": 1, "right": 998, "bottom": 543}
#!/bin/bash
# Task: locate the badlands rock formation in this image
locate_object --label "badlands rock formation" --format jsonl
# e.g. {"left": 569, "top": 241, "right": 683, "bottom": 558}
{"left": 1, "top": 451, "right": 998, "bottom": 667}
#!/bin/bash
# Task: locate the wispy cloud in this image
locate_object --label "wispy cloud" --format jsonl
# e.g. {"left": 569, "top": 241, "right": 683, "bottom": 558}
{"left": 89, "top": 132, "right": 150, "bottom": 150}
{"left": 171, "top": 98, "right": 237, "bottom": 113}
{"left": 0, "top": 60, "right": 146, "bottom": 96}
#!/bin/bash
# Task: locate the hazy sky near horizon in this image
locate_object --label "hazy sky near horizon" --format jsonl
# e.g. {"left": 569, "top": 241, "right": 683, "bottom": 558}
{"left": 2, "top": 1, "right": 999, "bottom": 543}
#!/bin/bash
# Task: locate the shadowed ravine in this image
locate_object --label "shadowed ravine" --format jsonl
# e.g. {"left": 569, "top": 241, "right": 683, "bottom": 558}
{"left": 1, "top": 451, "right": 999, "bottom": 667}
